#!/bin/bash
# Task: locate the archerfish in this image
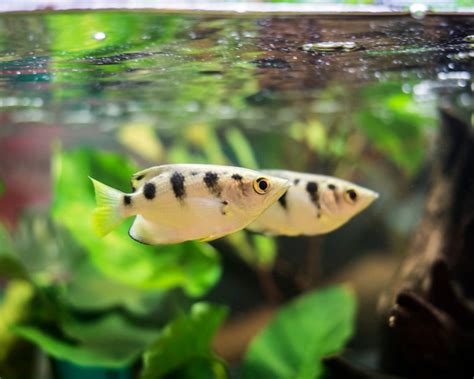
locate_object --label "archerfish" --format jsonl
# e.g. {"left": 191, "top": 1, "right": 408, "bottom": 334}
{"left": 90, "top": 164, "right": 290, "bottom": 245}
{"left": 247, "top": 169, "right": 378, "bottom": 236}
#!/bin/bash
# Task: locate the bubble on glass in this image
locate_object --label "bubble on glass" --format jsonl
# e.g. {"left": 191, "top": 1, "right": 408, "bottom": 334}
{"left": 301, "top": 41, "right": 359, "bottom": 53}
{"left": 93, "top": 32, "right": 107, "bottom": 41}
{"left": 459, "top": 93, "right": 470, "bottom": 107}
{"left": 409, "top": 3, "right": 428, "bottom": 20}
{"left": 402, "top": 83, "right": 412, "bottom": 94}
{"left": 437, "top": 71, "right": 471, "bottom": 81}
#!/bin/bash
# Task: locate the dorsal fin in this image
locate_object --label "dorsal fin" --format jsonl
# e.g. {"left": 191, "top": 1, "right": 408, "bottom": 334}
{"left": 130, "top": 165, "right": 174, "bottom": 191}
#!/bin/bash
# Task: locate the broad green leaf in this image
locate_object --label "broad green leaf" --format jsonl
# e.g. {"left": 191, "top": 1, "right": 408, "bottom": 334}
{"left": 14, "top": 312, "right": 161, "bottom": 368}
{"left": 140, "top": 303, "right": 228, "bottom": 379}
{"left": 51, "top": 148, "right": 221, "bottom": 297}
{"left": 0, "top": 179, "right": 5, "bottom": 196}
{"left": 243, "top": 285, "right": 356, "bottom": 379}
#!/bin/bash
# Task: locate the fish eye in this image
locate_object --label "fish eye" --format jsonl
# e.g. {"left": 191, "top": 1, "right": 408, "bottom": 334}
{"left": 254, "top": 177, "right": 270, "bottom": 194}
{"left": 344, "top": 189, "right": 358, "bottom": 204}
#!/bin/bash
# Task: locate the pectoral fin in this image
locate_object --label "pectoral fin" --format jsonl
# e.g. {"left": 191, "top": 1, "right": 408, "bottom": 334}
{"left": 128, "top": 216, "right": 177, "bottom": 245}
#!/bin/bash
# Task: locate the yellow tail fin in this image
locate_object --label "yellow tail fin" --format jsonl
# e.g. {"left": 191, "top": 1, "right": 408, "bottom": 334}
{"left": 89, "top": 177, "right": 125, "bottom": 237}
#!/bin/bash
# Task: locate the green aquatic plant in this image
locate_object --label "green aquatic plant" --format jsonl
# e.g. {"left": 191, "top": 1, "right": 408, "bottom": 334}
{"left": 243, "top": 285, "right": 356, "bottom": 379}
{"left": 0, "top": 214, "right": 170, "bottom": 368}
{"left": 140, "top": 303, "right": 228, "bottom": 379}
{"left": 356, "top": 82, "right": 436, "bottom": 176}
{"left": 14, "top": 312, "right": 162, "bottom": 368}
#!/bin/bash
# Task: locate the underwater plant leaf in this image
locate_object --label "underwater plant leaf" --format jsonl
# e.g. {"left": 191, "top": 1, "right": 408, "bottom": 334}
{"left": 251, "top": 234, "right": 277, "bottom": 268}
{"left": 0, "top": 280, "right": 34, "bottom": 362}
{"left": 224, "top": 128, "right": 259, "bottom": 169}
{"left": 0, "top": 179, "right": 4, "bottom": 196}
{"left": 46, "top": 13, "right": 180, "bottom": 56}
{"left": 117, "top": 123, "right": 164, "bottom": 163}
{"left": 14, "top": 312, "right": 161, "bottom": 368}
{"left": 51, "top": 148, "right": 221, "bottom": 297}
{"left": 165, "top": 357, "right": 228, "bottom": 379}
{"left": 242, "top": 285, "right": 356, "bottom": 379}
{"left": 356, "top": 82, "right": 435, "bottom": 176}
{"left": 140, "top": 302, "right": 228, "bottom": 379}
{"left": 64, "top": 260, "right": 169, "bottom": 315}
{"left": 185, "top": 124, "right": 228, "bottom": 165}
{"left": 0, "top": 225, "right": 29, "bottom": 281}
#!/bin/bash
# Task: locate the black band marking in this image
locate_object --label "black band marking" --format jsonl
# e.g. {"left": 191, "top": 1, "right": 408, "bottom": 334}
{"left": 204, "top": 171, "right": 221, "bottom": 196}
{"left": 170, "top": 172, "right": 186, "bottom": 200}
{"left": 143, "top": 182, "right": 156, "bottom": 200}
{"left": 328, "top": 184, "right": 339, "bottom": 203}
{"left": 306, "top": 181, "right": 321, "bottom": 217}
{"left": 278, "top": 191, "right": 288, "bottom": 209}
{"left": 123, "top": 195, "right": 132, "bottom": 206}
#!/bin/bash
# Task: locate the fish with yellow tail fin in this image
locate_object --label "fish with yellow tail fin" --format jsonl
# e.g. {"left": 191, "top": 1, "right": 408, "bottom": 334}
{"left": 90, "top": 164, "right": 290, "bottom": 245}
{"left": 247, "top": 170, "right": 378, "bottom": 236}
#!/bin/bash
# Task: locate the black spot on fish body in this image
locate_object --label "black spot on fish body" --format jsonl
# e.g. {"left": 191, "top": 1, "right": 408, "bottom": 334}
{"left": 123, "top": 195, "right": 132, "bottom": 206}
{"left": 294, "top": 178, "right": 300, "bottom": 185}
{"left": 135, "top": 174, "right": 144, "bottom": 181}
{"left": 131, "top": 186, "right": 136, "bottom": 192}
{"left": 306, "top": 181, "right": 321, "bottom": 209}
{"left": 191, "top": 171, "right": 198, "bottom": 176}
{"left": 204, "top": 172, "right": 221, "bottom": 196}
{"left": 143, "top": 183, "right": 156, "bottom": 200}
{"left": 231, "top": 174, "right": 243, "bottom": 181}
{"left": 170, "top": 172, "right": 186, "bottom": 200}
{"left": 328, "top": 183, "right": 336, "bottom": 190}
{"left": 278, "top": 191, "right": 288, "bottom": 209}
{"left": 221, "top": 200, "right": 229, "bottom": 215}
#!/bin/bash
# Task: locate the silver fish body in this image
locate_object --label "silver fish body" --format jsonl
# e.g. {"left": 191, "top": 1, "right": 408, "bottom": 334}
{"left": 91, "top": 164, "right": 290, "bottom": 245}
{"left": 247, "top": 169, "right": 378, "bottom": 236}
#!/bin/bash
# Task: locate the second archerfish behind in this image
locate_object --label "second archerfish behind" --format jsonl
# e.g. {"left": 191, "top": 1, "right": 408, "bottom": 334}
{"left": 91, "top": 164, "right": 290, "bottom": 245}
{"left": 247, "top": 169, "right": 378, "bottom": 236}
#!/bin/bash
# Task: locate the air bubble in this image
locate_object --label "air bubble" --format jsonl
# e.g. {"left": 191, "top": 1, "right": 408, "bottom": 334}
{"left": 402, "top": 83, "right": 411, "bottom": 93}
{"left": 409, "top": 3, "right": 428, "bottom": 20}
